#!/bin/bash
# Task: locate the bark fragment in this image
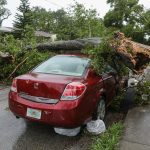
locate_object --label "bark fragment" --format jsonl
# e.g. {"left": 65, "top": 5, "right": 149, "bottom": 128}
{"left": 0, "top": 51, "right": 13, "bottom": 63}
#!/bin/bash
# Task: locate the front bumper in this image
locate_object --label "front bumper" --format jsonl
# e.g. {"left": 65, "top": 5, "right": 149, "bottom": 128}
{"left": 9, "top": 91, "right": 86, "bottom": 128}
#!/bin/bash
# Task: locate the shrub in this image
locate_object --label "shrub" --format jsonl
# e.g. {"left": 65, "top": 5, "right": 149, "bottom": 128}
{"left": 91, "top": 122, "right": 123, "bottom": 150}
{"left": 0, "top": 34, "right": 54, "bottom": 82}
{"left": 135, "top": 80, "right": 150, "bottom": 105}
{"left": 110, "top": 90, "right": 126, "bottom": 111}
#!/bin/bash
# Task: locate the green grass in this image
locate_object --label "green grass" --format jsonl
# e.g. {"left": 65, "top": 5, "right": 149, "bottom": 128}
{"left": 91, "top": 122, "right": 124, "bottom": 150}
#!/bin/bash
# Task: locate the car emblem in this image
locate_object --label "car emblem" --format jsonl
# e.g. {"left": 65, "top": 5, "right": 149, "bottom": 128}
{"left": 34, "top": 83, "right": 39, "bottom": 89}
{"left": 26, "top": 80, "right": 29, "bottom": 84}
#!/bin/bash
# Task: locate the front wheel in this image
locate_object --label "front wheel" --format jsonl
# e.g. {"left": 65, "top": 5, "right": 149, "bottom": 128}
{"left": 93, "top": 98, "right": 106, "bottom": 120}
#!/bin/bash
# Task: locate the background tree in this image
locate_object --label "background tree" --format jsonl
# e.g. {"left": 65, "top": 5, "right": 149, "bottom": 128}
{"left": 104, "top": 0, "right": 148, "bottom": 44}
{"left": 31, "top": 2, "right": 106, "bottom": 40}
{"left": 31, "top": 7, "right": 54, "bottom": 32}
{"left": 0, "top": 0, "right": 11, "bottom": 26}
{"left": 69, "top": 2, "right": 105, "bottom": 39}
{"left": 13, "top": 0, "right": 33, "bottom": 38}
{"left": 52, "top": 9, "right": 75, "bottom": 40}
{"left": 31, "top": 7, "right": 73, "bottom": 40}
{"left": 141, "top": 10, "right": 150, "bottom": 45}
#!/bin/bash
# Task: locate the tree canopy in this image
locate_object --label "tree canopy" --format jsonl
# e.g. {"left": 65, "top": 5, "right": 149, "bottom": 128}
{"left": 31, "top": 2, "right": 105, "bottom": 40}
{"left": 0, "top": 0, "right": 11, "bottom": 26}
{"left": 13, "top": 0, "right": 33, "bottom": 31}
{"left": 104, "top": 0, "right": 150, "bottom": 44}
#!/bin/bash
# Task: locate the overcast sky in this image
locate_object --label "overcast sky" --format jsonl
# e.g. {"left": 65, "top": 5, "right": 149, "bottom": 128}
{"left": 2, "top": 0, "right": 150, "bottom": 27}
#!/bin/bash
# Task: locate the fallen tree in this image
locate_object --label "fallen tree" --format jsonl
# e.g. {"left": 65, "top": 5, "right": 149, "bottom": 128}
{"left": 1, "top": 33, "right": 150, "bottom": 81}
{"left": 111, "top": 32, "right": 150, "bottom": 73}
{"left": 34, "top": 34, "right": 150, "bottom": 73}
{"left": 34, "top": 37, "right": 101, "bottom": 51}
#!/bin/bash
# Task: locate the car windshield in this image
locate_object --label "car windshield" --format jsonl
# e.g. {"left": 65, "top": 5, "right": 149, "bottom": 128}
{"left": 33, "top": 55, "right": 89, "bottom": 76}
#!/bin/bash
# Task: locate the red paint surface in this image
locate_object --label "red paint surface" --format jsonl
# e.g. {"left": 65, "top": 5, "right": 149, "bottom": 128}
{"left": 9, "top": 55, "right": 117, "bottom": 127}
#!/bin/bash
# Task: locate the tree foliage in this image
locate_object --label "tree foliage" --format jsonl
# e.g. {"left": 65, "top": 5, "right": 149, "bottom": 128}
{"left": 0, "top": 33, "right": 53, "bottom": 81}
{"left": 104, "top": 0, "right": 150, "bottom": 45}
{"left": 13, "top": 0, "right": 33, "bottom": 38}
{"left": 84, "top": 34, "right": 129, "bottom": 76}
{"left": 31, "top": 7, "right": 54, "bottom": 32}
{"left": 104, "top": 0, "right": 143, "bottom": 27}
{"left": 0, "top": 0, "right": 11, "bottom": 26}
{"left": 69, "top": 2, "right": 105, "bottom": 38}
{"left": 31, "top": 2, "right": 105, "bottom": 40}
{"left": 1, "top": 0, "right": 150, "bottom": 82}
{"left": 141, "top": 10, "right": 150, "bottom": 45}
{"left": 31, "top": 7, "right": 73, "bottom": 40}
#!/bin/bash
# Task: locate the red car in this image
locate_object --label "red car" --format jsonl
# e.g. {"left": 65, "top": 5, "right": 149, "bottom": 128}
{"left": 9, "top": 54, "right": 118, "bottom": 128}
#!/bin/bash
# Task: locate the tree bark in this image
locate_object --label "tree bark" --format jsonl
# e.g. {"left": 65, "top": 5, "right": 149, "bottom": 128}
{"left": 34, "top": 38, "right": 101, "bottom": 51}
{"left": 111, "top": 32, "right": 150, "bottom": 73}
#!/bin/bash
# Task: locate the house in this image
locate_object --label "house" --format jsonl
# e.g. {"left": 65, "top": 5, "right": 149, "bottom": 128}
{"left": 0, "top": 27, "right": 15, "bottom": 33}
{"left": 0, "top": 27, "right": 57, "bottom": 42}
{"left": 35, "top": 31, "right": 57, "bottom": 42}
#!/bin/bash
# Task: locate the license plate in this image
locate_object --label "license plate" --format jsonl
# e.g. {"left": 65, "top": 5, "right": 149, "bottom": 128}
{"left": 26, "top": 108, "right": 42, "bottom": 119}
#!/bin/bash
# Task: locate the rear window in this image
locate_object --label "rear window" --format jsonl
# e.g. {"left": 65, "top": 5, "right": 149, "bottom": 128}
{"left": 33, "top": 55, "right": 89, "bottom": 76}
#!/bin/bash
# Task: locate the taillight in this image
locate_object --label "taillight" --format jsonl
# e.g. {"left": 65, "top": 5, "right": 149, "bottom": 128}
{"left": 10, "top": 79, "right": 17, "bottom": 92}
{"left": 61, "top": 82, "right": 86, "bottom": 101}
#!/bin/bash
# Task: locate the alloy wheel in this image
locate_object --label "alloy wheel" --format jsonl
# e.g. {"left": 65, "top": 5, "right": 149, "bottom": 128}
{"left": 97, "top": 99, "right": 106, "bottom": 120}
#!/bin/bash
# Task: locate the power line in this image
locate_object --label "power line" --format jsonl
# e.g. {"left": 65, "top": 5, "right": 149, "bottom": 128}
{"left": 44, "top": 0, "right": 63, "bottom": 8}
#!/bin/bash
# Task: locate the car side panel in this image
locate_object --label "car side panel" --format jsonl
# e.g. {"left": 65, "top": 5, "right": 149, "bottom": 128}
{"left": 102, "top": 73, "right": 116, "bottom": 105}
{"left": 82, "top": 69, "right": 104, "bottom": 118}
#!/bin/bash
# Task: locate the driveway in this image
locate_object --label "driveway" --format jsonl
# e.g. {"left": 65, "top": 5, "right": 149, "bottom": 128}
{"left": 0, "top": 86, "right": 92, "bottom": 150}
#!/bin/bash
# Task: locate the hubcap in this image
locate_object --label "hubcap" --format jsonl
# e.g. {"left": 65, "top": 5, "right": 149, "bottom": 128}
{"left": 97, "top": 99, "right": 105, "bottom": 120}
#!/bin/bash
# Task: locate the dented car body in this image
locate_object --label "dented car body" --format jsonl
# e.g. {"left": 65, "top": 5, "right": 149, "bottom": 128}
{"left": 9, "top": 55, "right": 118, "bottom": 128}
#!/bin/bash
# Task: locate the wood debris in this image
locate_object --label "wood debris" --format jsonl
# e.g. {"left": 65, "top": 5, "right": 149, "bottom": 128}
{"left": 112, "top": 32, "right": 150, "bottom": 73}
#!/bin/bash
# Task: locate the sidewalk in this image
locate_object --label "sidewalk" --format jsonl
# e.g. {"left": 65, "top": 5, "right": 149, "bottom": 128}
{"left": 120, "top": 106, "right": 150, "bottom": 150}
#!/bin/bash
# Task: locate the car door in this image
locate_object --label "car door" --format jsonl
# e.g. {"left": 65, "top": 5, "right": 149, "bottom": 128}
{"left": 102, "top": 66, "right": 117, "bottom": 105}
{"left": 83, "top": 68, "right": 103, "bottom": 116}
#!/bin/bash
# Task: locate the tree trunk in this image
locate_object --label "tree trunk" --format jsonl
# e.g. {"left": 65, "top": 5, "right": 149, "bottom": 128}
{"left": 34, "top": 38, "right": 101, "bottom": 51}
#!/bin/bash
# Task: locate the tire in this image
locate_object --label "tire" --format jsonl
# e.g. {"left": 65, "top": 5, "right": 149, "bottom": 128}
{"left": 93, "top": 98, "right": 106, "bottom": 120}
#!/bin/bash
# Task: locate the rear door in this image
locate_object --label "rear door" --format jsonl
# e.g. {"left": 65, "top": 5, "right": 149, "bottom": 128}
{"left": 83, "top": 69, "right": 103, "bottom": 116}
{"left": 102, "top": 73, "right": 116, "bottom": 105}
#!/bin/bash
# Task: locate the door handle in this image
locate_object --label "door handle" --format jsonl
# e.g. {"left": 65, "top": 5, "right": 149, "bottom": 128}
{"left": 103, "top": 76, "right": 112, "bottom": 80}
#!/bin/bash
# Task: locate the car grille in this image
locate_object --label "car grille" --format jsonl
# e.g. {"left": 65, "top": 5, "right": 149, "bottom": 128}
{"left": 19, "top": 92, "right": 59, "bottom": 104}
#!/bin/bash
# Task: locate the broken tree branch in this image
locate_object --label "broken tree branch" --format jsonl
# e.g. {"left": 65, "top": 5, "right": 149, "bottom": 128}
{"left": 7, "top": 57, "right": 29, "bottom": 79}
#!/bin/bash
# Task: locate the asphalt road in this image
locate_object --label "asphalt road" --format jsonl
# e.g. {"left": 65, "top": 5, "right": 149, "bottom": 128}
{"left": 0, "top": 87, "right": 92, "bottom": 150}
{"left": 0, "top": 86, "right": 125, "bottom": 150}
